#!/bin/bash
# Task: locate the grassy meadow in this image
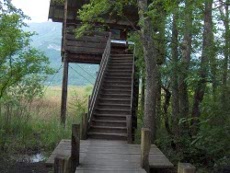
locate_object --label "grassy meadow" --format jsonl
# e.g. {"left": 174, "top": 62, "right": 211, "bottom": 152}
{"left": 0, "top": 85, "right": 92, "bottom": 155}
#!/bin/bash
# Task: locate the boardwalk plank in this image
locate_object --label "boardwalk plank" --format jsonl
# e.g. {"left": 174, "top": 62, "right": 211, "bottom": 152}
{"left": 46, "top": 139, "right": 173, "bottom": 171}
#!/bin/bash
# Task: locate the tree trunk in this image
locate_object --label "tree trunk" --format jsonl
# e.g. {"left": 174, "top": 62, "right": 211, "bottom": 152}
{"left": 179, "top": 0, "right": 193, "bottom": 119}
{"left": 192, "top": 0, "right": 214, "bottom": 122}
{"left": 162, "top": 85, "right": 172, "bottom": 136}
{"left": 138, "top": 0, "right": 158, "bottom": 142}
{"left": 171, "top": 7, "right": 180, "bottom": 137}
{"left": 156, "top": 67, "right": 161, "bottom": 139}
{"left": 141, "top": 69, "right": 146, "bottom": 115}
{"left": 219, "top": 0, "right": 230, "bottom": 110}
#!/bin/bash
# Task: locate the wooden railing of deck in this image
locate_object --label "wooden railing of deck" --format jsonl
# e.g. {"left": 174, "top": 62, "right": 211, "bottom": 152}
{"left": 127, "top": 50, "right": 136, "bottom": 143}
{"left": 87, "top": 32, "right": 112, "bottom": 126}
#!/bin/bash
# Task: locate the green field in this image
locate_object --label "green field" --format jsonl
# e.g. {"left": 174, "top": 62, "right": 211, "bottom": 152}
{"left": 0, "top": 86, "right": 92, "bottom": 154}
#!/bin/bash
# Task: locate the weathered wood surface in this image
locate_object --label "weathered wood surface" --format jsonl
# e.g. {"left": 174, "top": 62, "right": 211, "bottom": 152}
{"left": 60, "top": 56, "right": 69, "bottom": 126}
{"left": 46, "top": 140, "right": 173, "bottom": 172}
{"left": 66, "top": 34, "right": 107, "bottom": 43}
{"left": 71, "top": 124, "right": 80, "bottom": 172}
{"left": 67, "top": 54, "right": 101, "bottom": 64}
{"left": 141, "top": 128, "right": 151, "bottom": 173}
{"left": 54, "top": 155, "right": 71, "bottom": 173}
{"left": 65, "top": 46, "right": 104, "bottom": 55}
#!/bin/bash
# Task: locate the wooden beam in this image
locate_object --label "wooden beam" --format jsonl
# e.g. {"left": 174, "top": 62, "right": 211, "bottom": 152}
{"left": 67, "top": 55, "right": 101, "bottom": 64}
{"left": 66, "top": 46, "right": 104, "bottom": 55}
{"left": 178, "top": 163, "right": 196, "bottom": 173}
{"left": 140, "top": 128, "right": 151, "bottom": 173}
{"left": 60, "top": 55, "right": 69, "bottom": 126}
{"left": 66, "top": 34, "right": 107, "bottom": 43}
{"left": 66, "top": 40, "right": 106, "bottom": 49}
{"left": 71, "top": 124, "right": 80, "bottom": 173}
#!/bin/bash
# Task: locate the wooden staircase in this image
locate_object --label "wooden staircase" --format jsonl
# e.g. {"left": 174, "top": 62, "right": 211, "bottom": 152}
{"left": 87, "top": 42, "right": 135, "bottom": 141}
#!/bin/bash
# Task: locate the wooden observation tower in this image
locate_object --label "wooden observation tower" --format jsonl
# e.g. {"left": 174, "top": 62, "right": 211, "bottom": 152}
{"left": 48, "top": 0, "right": 139, "bottom": 142}
{"left": 46, "top": 1, "right": 175, "bottom": 172}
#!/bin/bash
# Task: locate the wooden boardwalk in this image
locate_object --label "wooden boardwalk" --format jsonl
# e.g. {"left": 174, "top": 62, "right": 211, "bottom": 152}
{"left": 46, "top": 140, "right": 173, "bottom": 173}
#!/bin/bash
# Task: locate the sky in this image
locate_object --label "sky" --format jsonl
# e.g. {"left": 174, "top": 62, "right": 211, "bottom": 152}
{"left": 11, "top": 0, "right": 50, "bottom": 23}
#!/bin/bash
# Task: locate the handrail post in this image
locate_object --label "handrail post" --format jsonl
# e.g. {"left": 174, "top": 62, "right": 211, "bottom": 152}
{"left": 140, "top": 128, "right": 151, "bottom": 173}
{"left": 127, "top": 115, "right": 132, "bottom": 144}
{"left": 54, "top": 155, "right": 70, "bottom": 173}
{"left": 71, "top": 124, "right": 80, "bottom": 173}
{"left": 178, "top": 163, "right": 196, "bottom": 173}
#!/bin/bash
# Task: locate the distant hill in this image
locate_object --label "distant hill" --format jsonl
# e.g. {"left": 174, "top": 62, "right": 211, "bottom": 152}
{"left": 25, "top": 22, "right": 98, "bottom": 86}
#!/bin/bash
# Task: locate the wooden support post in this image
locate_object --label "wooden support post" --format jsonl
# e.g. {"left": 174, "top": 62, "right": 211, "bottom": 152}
{"left": 71, "top": 124, "right": 80, "bottom": 173}
{"left": 81, "top": 113, "right": 88, "bottom": 140}
{"left": 61, "top": 56, "right": 69, "bottom": 126}
{"left": 127, "top": 115, "right": 132, "bottom": 144}
{"left": 178, "top": 163, "right": 196, "bottom": 173}
{"left": 88, "top": 95, "right": 91, "bottom": 113}
{"left": 140, "top": 128, "right": 151, "bottom": 173}
{"left": 54, "top": 155, "right": 70, "bottom": 173}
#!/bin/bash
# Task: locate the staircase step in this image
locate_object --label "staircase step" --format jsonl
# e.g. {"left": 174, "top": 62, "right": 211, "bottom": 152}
{"left": 95, "top": 108, "right": 131, "bottom": 115}
{"left": 105, "top": 73, "right": 132, "bottom": 78}
{"left": 104, "top": 78, "right": 131, "bottom": 83}
{"left": 107, "top": 69, "right": 132, "bottom": 73}
{"left": 100, "top": 93, "right": 131, "bottom": 99}
{"left": 92, "top": 119, "right": 126, "bottom": 127}
{"left": 99, "top": 98, "right": 131, "bottom": 104}
{"left": 111, "top": 54, "right": 133, "bottom": 57}
{"left": 90, "top": 126, "right": 127, "bottom": 133}
{"left": 104, "top": 81, "right": 131, "bottom": 85}
{"left": 101, "top": 88, "right": 131, "bottom": 94}
{"left": 94, "top": 113, "right": 127, "bottom": 120}
{"left": 87, "top": 132, "right": 127, "bottom": 140}
{"left": 110, "top": 59, "right": 133, "bottom": 63}
{"left": 111, "top": 57, "right": 132, "bottom": 60}
{"left": 111, "top": 48, "right": 129, "bottom": 53}
{"left": 106, "top": 73, "right": 132, "bottom": 78}
{"left": 105, "top": 76, "right": 132, "bottom": 80}
{"left": 103, "top": 84, "right": 131, "bottom": 90}
{"left": 108, "top": 66, "right": 133, "bottom": 70}
{"left": 98, "top": 103, "right": 131, "bottom": 109}
{"left": 109, "top": 62, "right": 133, "bottom": 66}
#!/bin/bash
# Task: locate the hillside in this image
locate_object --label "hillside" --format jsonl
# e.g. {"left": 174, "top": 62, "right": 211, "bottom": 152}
{"left": 26, "top": 22, "right": 98, "bottom": 86}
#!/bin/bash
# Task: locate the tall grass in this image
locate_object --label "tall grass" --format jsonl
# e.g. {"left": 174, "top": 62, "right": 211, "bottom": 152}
{"left": 0, "top": 85, "right": 92, "bottom": 154}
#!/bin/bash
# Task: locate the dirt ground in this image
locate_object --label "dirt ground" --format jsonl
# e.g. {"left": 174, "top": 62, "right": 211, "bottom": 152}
{"left": 0, "top": 158, "right": 52, "bottom": 173}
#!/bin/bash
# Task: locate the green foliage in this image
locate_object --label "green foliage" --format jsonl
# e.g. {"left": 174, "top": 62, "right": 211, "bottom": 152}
{"left": 0, "top": 0, "right": 60, "bottom": 155}
{"left": 0, "top": 0, "right": 54, "bottom": 99}
{"left": 0, "top": 86, "right": 87, "bottom": 153}
{"left": 76, "top": 0, "right": 136, "bottom": 36}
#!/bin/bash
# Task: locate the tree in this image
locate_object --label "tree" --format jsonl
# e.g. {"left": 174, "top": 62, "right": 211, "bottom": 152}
{"left": 138, "top": 0, "right": 159, "bottom": 141}
{"left": 192, "top": 0, "right": 214, "bottom": 125}
{"left": 218, "top": 0, "right": 230, "bottom": 110}
{"left": 0, "top": 0, "right": 53, "bottom": 111}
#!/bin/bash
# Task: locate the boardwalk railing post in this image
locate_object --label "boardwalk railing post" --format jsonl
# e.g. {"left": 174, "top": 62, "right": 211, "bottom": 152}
{"left": 81, "top": 113, "right": 88, "bottom": 140}
{"left": 178, "top": 163, "right": 196, "bottom": 173}
{"left": 54, "top": 155, "right": 70, "bottom": 173}
{"left": 127, "top": 115, "right": 132, "bottom": 144}
{"left": 71, "top": 124, "right": 80, "bottom": 173}
{"left": 140, "top": 128, "right": 151, "bottom": 173}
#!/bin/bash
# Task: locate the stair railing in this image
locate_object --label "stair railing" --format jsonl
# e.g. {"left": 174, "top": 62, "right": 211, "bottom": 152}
{"left": 87, "top": 32, "right": 112, "bottom": 126}
{"left": 127, "top": 48, "right": 136, "bottom": 143}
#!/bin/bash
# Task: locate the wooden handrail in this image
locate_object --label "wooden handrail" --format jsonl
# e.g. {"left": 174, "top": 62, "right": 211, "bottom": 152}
{"left": 87, "top": 32, "right": 112, "bottom": 125}
{"left": 127, "top": 48, "right": 136, "bottom": 143}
